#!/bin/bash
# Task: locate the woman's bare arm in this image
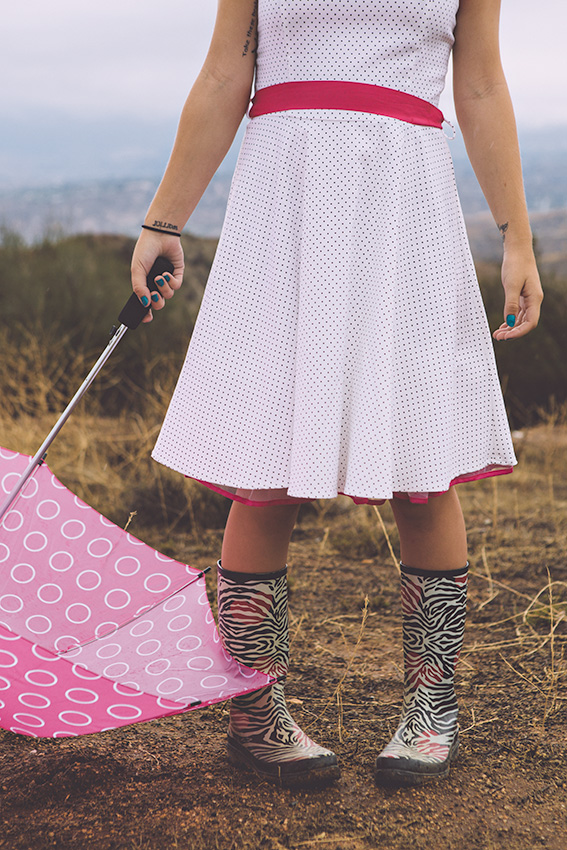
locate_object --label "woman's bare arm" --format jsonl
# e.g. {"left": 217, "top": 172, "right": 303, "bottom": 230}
{"left": 131, "top": 0, "right": 258, "bottom": 318}
{"left": 453, "top": 0, "right": 543, "bottom": 340}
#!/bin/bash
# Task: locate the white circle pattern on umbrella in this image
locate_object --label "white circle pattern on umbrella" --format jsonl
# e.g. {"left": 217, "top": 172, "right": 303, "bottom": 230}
{"left": 0, "top": 452, "right": 273, "bottom": 737}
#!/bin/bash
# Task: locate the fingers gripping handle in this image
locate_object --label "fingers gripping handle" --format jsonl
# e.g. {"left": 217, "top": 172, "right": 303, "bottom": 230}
{"left": 119, "top": 256, "right": 175, "bottom": 329}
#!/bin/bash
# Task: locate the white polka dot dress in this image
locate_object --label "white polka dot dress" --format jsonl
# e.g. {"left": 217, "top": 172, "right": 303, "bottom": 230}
{"left": 152, "top": 0, "right": 517, "bottom": 506}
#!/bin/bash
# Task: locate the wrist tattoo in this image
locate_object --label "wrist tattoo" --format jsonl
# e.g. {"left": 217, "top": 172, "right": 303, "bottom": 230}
{"left": 242, "top": 0, "right": 258, "bottom": 57}
{"left": 152, "top": 220, "right": 179, "bottom": 232}
{"left": 498, "top": 222, "right": 509, "bottom": 242}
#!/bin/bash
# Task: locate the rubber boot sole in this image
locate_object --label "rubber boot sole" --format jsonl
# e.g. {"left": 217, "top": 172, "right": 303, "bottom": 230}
{"left": 374, "top": 738, "right": 459, "bottom": 788}
{"left": 227, "top": 738, "right": 341, "bottom": 788}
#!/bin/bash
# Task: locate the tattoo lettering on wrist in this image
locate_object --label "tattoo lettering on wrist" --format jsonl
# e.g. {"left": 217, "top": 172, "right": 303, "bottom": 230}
{"left": 242, "top": 0, "right": 258, "bottom": 57}
{"left": 498, "top": 222, "right": 509, "bottom": 242}
{"left": 151, "top": 220, "right": 179, "bottom": 232}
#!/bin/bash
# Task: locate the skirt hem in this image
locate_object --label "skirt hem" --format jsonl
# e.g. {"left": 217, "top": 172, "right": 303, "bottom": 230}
{"left": 187, "top": 464, "right": 514, "bottom": 508}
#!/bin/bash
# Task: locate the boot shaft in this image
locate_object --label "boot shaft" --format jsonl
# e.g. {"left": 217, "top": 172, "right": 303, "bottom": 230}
{"left": 400, "top": 563, "right": 468, "bottom": 699}
{"left": 374, "top": 563, "right": 469, "bottom": 781}
{"left": 217, "top": 561, "right": 289, "bottom": 679}
{"left": 216, "top": 561, "right": 339, "bottom": 780}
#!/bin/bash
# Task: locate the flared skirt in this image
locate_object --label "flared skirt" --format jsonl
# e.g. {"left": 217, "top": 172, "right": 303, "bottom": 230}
{"left": 152, "top": 113, "right": 516, "bottom": 505}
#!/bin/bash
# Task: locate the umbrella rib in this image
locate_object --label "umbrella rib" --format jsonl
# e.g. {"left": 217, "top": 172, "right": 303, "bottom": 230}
{"left": 0, "top": 462, "right": 44, "bottom": 531}
{"left": 55, "top": 567, "right": 211, "bottom": 655}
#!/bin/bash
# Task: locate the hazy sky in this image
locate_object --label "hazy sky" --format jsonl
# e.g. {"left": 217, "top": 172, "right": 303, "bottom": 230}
{"left": 4, "top": 0, "right": 566, "bottom": 128}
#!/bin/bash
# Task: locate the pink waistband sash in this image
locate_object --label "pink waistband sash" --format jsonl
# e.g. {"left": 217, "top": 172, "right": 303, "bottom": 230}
{"left": 249, "top": 81, "right": 444, "bottom": 129}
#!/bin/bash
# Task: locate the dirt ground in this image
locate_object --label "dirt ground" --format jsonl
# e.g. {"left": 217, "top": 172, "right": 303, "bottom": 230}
{"left": 1, "top": 425, "right": 566, "bottom": 850}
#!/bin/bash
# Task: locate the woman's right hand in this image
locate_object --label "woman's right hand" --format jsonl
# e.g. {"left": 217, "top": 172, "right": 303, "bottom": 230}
{"left": 131, "top": 229, "right": 185, "bottom": 323}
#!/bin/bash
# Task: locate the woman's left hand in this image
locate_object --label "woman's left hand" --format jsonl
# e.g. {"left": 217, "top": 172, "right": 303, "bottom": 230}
{"left": 493, "top": 245, "right": 544, "bottom": 340}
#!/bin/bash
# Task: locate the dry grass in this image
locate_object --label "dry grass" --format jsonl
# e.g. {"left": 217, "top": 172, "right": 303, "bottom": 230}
{"left": 306, "top": 596, "right": 370, "bottom": 743}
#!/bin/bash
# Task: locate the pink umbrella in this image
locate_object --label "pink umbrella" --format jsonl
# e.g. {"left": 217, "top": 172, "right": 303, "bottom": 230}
{"left": 0, "top": 260, "right": 273, "bottom": 738}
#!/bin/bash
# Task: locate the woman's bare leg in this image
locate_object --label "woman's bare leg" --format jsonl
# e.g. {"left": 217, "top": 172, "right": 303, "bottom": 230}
{"left": 221, "top": 501, "right": 301, "bottom": 574}
{"left": 389, "top": 487, "right": 468, "bottom": 571}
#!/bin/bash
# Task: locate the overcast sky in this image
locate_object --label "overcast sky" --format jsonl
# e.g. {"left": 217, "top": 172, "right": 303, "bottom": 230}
{"left": 4, "top": 0, "right": 566, "bottom": 127}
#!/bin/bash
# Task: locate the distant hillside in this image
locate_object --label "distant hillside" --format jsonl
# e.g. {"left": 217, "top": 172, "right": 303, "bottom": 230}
{"left": 1, "top": 129, "right": 566, "bottom": 274}
{"left": 0, "top": 177, "right": 228, "bottom": 246}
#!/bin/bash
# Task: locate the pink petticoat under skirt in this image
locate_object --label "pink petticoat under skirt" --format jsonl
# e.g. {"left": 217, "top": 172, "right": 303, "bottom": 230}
{"left": 190, "top": 464, "right": 513, "bottom": 508}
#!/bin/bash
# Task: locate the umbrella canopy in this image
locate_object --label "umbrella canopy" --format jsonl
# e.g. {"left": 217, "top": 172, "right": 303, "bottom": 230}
{"left": 0, "top": 447, "right": 272, "bottom": 738}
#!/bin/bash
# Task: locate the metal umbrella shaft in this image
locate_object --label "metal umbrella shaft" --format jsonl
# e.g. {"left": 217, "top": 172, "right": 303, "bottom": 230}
{"left": 0, "top": 254, "right": 174, "bottom": 525}
{"left": 0, "top": 324, "right": 128, "bottom": 523}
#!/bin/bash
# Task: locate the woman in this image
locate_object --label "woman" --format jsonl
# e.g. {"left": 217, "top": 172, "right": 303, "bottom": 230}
{"left": 131, "top": 0, "right": 543, "bottom": 787}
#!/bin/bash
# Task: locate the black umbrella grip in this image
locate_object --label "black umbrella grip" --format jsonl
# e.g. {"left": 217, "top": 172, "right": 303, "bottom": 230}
{"left": 118, "top": 256, "right": 175, "bottom": 329}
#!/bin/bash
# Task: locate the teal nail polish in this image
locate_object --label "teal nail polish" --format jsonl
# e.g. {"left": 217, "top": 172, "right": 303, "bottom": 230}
{"left": 156, "top": 277, "right": 165, "bottom": 286}
{"left": 163, "top": 273, "right": 171, "bottom": 283}
{"left": 506, "top": 314, "right": 516, "bottom": 328}
{"left": 151, "top": 292, "right": 160, "bottom": 302}
{"left": 141, "top": 295, "right": 149, "bottom": 307}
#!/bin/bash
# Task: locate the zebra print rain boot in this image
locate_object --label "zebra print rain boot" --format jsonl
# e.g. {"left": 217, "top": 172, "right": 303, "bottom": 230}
{"left": 217, "top": 561, "right": 340, "bottom": 786}
{"left": 374, "top": 562, "right": 468, "bottom": 787}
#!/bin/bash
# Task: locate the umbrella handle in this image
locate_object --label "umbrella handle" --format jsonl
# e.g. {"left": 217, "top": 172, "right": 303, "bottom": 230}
{"left": 118, "top": 256, "right": 175, "bottom": 329}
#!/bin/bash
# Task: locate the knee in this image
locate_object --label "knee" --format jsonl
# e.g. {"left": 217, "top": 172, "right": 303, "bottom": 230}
{"left": 230, "top": 500, "right": 301, "bottom": 528}
{"left": 390, "top": 489, "right": 458, "bottom": 528}
{"left": 391, "top": 498, "right": 435, "bottom": 532}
